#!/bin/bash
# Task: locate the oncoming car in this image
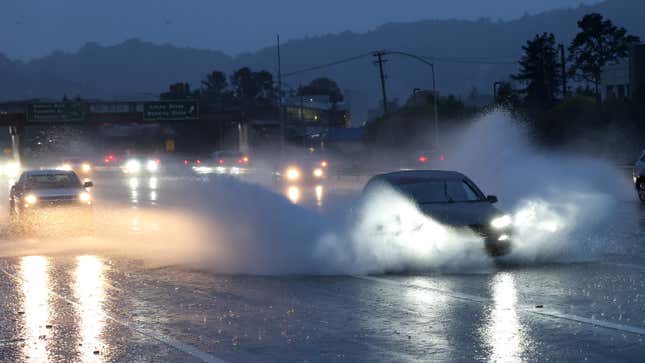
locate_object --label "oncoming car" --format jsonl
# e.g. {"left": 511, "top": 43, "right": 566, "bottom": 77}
{"left": 121, "top": 156, "right": 161, "bottom": 175}
{"left": 58, "top": 157, "right": 93, "bottom": 176}
{"left": 9, "top": 170, "right": 94, "bottom": 232}
{"left": 633, "top": 150, "right": 645, "bottom": 202}
{"left": 363, "top": 170, "right": 512, "bottom": 256}
{"left": 275, "top": 157, "right": 328, "bottom": 185}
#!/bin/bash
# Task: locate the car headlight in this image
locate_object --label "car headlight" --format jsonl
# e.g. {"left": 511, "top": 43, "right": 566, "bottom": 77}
{"left": 60, "top": 163, "right": 72, "bottom": 171}
{"left": 146, "top": 160, "right": 159, "bottom": 172}
{"left": 81, "top": 163, "right": 91, "bottom": 173}
{"left": 5, "top": 162, "right": 20, "bottom": 178}
{"left": 79, "top": 191, "right": 92, "bottom": 203}
{"left": 313, "top": 168, "right": 324, "bottom": 178}
{"left": 491, "top": 215, "right": 512, "bottom": 229}
{"left": 125, "top": 159, "right": 141, "bottom": 173}
{"left": 286, "top": 167, "right": 301, "bottom": 181}
{"left": 24, "top": 194, "right": 38, "bottom": 205}
{"left": 146, "top": 160, "right": 159, "bottom": 173}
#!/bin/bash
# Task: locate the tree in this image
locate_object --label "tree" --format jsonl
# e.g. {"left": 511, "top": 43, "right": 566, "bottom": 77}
{"left": 230, "top": 67, "right": 276, "bottom": 112}
{"left": 200, "top": 70, "right": 233, "bottom": 109}
{"left": 160, "top": 82, "right": 196, "bottom": 100}
{"left": 568, "top": 13, "right": 640, "bottom": 98}
{"left": 201, "top": 70, "right": 228, "bottom": 97}
{"left": 298, "top": 78, "right": 344, "bottom": 104}
{"left": 512, "top": 33, "right": 562, "bottom": 107}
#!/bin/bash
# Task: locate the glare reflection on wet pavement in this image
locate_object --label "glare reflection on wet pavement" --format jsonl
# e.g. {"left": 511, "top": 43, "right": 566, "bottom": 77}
{"left": 482, "top": 273, "right": 527, "bottom": 362}
{"left": 75, "top": 255, "right": 106, "bottom": 361}
{"left": 20, "top": 256, "right": 50, "bottom": 362}
{"left": 0, "top": 173, "right": 644, "bottom": 362}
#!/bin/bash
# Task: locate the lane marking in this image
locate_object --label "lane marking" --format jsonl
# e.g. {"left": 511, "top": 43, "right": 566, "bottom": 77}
{"left": 1, "top": 266, "right": 226, "bottom": 363}
{"left": 352, "top": 275, "right": 645, "bottom": 337}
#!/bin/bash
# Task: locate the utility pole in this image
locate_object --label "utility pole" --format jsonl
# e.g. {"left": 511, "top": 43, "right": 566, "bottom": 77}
{"left": 373, "top": 51, "right": 389, "bottom": 117}
{"left": 559, "top": 43, "right": 567, "bottom": 98}
{"left": 300, "top": 83, "right": 306, "bottom": 147}
{"left": 277, "top": 35, "right": 285, "bottom": 155}
{"left": 430, "top": 62, "right": 439, "bottom": 149}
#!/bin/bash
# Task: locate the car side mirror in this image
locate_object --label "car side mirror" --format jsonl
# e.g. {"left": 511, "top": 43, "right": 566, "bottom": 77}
{"left": 487, "top": 195, "right": 498, "bottom": 204}
{"left": 83, "top": 181, "right": 94, "bottom": 188}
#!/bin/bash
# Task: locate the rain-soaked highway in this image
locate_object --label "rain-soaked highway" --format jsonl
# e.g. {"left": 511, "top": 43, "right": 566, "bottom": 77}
{"left": 0, "top": 170, "right": 645, "bottom": 362}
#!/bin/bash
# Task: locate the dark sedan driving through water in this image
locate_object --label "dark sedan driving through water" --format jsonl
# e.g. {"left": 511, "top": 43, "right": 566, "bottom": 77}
{"left": 363, "top": 170, "right": 512, "bottom": 256}
{"left": 9, "top": 170, "right": 94, "bottom": 232}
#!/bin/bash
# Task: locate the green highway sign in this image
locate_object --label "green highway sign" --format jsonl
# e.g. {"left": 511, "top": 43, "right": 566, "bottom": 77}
{"left": 27, "top": 102, "right": 84, "bottom": 122}
{"left": 143, "top": 101, "right": 199, "bottom": 121}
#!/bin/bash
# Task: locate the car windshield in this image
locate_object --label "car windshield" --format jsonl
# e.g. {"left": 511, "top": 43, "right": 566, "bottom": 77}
{"left": 393, "top": 179, "right": 482, "bottom": 204}
{"left": 24, "top": 173, "right": 82, "bottom": 189}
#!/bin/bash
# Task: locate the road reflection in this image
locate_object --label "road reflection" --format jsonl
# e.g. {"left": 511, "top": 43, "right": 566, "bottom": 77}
{"left": 74, "top": 255, "right": 106, "bottom": 361}
{"left": 284, "top": 185, "right": 325, "bottom": 206}
{"left": 127, "top": 177, "right": 159, "bottom": 205}
{"left": 314, "top": 185, "right": 324, "bottom": 207}
{"left": 20, "top": 256, "right": 51, "bottom": 362}
{"left": 286, "top": 185, "right": 301, "bottom": 204}
{"left": 482, "top": 273, "right": 528, "bottom": 362}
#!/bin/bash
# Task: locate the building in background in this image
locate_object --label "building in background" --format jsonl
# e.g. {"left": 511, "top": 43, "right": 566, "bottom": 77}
{"left": 284, "top": 94, "right": 350, "bottom": 128}
{"left": 602, "top": 62, "right": 630, "bottom": 100}
{"left": 601, "top": 43, "right": 645, "bottom": 101}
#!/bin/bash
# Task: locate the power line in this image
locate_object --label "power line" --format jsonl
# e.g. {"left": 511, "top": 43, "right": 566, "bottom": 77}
{"left": 283, "top": 53, "right": 373, "bottom": 77}
{"left": 282, "top": 52, "right": 516, "bottom": 79}
{"left": 432, "top": 57, "right": 516, "bottom": 65}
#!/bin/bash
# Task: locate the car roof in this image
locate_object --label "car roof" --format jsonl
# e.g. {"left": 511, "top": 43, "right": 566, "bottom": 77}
{"left": 373, "top": 170, "right": 468, "bottom": 183}
{"left": 23, "top": 169, "right": 77, "bottom": 176}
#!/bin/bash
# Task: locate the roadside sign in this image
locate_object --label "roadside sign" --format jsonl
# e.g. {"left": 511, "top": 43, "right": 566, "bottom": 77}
{"left": 143, "top": 101, "right": 199, "bottom": 121}
{"left": 27, "top": 102, "right": 84, "bottom": 122}
{"left": 165, "top": 139, "right": 175, "bottom": 152}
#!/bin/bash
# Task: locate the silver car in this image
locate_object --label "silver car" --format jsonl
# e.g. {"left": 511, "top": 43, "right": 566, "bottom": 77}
{"left": 9, "top": 170, "right": 94, "bottom": 231}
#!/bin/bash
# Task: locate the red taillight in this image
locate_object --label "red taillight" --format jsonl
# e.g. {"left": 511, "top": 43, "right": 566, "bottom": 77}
{"left": 155, "top": 159, "right": 160, "bottom": 164}
{"left": 183, "top": 160, "right": 189, "bottom": 165}
{"left": 218, "top": 159, "right": 224, "bottom": 164}
{"left": 196, "top": 160, "right": 202, "bottom": 164}
{"left": 104, "top": 158, "right": 110, "bottom": 163}
{"left": 419, "top": 156, "right": 428, "bottom": 163}
{"left": 439, "top": 155, "right": 445, "bottom": 161}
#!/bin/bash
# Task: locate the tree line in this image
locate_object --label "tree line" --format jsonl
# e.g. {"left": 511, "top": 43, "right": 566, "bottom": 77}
{"left": 499, "top": 13, "right": 643, "bottom": 149}
{"left": 160, "top": 68, "right": 344, "bottom": 118}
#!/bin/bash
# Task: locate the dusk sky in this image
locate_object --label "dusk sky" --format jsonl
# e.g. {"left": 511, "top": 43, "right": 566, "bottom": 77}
{"left": 2, "top": 0, "right": 600, "bottom": 60}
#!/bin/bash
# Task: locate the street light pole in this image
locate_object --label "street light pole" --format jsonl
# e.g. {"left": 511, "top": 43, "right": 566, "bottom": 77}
{"left": 431, "top": 62, "right": 439, "bottom": 149}
{"left": 493, "top": 81, "right": 502, "bottom": 103}
{"left": 277, "top": 35, "right": 285, "bottom": 155}
{"left": 382, "top": 51, "right": 439, "bottom": 148}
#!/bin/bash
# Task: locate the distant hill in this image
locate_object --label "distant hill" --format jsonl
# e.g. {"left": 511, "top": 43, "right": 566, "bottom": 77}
{"left": 0, "top": 39, "right": 233, "bottom": 100}
{"left": 0, "top": 0, "right": 643, "bottom": 116}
